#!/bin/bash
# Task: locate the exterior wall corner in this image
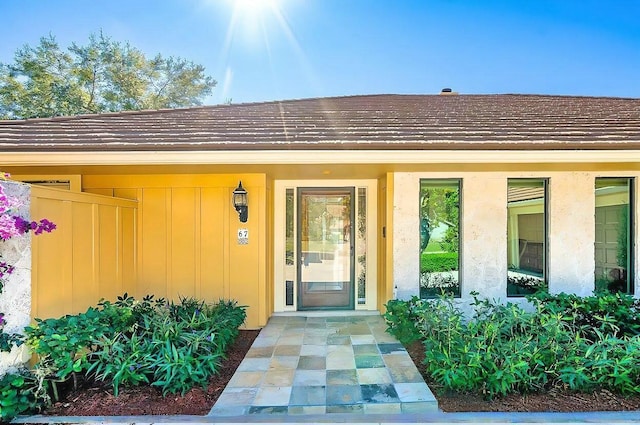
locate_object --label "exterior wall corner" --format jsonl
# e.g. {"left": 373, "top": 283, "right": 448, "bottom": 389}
{"left": 0, "top": 180, "right": 32, "bottom": 377}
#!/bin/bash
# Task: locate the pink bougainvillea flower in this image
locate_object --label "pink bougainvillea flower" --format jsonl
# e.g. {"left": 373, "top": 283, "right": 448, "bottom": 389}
{"left": 36, "top": 219, "right": 57, "bottom": 234}
{"left": 2, "top": 175, "right": 57, "bottom": 342}
{"left": 0, "top": 214, "right": 19, "bottom": 240}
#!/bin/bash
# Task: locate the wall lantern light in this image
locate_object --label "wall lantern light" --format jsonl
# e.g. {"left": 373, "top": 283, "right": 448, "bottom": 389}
{"left": 233, "top": 181, "right": 248, "bottom": 223}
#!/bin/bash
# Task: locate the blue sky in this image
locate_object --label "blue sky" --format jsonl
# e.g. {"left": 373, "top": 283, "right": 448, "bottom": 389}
{"left": 2, "top": 0, "right": 639, "bottom": 104}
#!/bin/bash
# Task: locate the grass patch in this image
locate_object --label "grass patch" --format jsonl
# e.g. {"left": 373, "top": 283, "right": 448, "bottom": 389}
{"left": 420, "top": 252, "right": 458, "bottom": 273}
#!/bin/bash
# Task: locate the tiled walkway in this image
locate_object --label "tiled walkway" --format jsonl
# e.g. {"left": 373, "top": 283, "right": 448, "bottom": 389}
{"left": 209, "top": 313, "right": 438, "bottom": 416}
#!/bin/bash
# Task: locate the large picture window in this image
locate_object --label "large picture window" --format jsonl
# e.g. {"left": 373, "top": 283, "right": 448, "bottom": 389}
{"left": 595, "top": 178, "right": 634, "bottom": 294}
{"left": 507, "top": 179, "right": 548, "bottom": 297}
{"left": 419, "top": 179, "right": 460, "bottom": 298}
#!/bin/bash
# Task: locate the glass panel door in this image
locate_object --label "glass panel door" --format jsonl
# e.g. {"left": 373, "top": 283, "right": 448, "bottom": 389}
{"left": 297, "top": 188, "right": 354, "bottom": 310}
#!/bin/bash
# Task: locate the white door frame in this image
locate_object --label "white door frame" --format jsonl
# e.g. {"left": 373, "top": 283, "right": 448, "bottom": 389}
{"left": 273, "top": 179, "right": 378, "bottom": 312}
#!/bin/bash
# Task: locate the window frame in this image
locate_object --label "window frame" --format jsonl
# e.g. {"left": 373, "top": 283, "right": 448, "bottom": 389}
{"left": 506, "top": 178, "right": 549, "bottom": 297}
{"left": 594, "top": 177, "right": 635, "bottom": 295}
{"left": 418, "top": 178, "right": 462, "bottom": 298}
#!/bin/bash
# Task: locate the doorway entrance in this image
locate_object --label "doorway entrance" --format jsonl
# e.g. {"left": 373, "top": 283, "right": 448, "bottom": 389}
{"left": 273, "top": 179, "right": 377, "bottom": 313}
{"left": 297, "top": 188, "right": 355, "bottom": 310}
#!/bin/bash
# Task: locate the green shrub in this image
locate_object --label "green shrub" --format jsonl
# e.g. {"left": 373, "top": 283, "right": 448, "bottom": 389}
{"left": 86, "top": 331, "right": 153, "bottom": 396}
{"left": 25, "top": 300, "right": 135, "bottom": 384}
{"left": 528, "top": 291, "right": 640, "bottom": 338}
{"left": 420, "top": 252, "right": 458, "bottom": 273}
{"left": 387, "top": 292, "right": 640, "bottom": 399}
{"left": 556, "top": 334, "right": 640, "bottom": 395}
{"left": 147, "top": 313, "right": 225, "bottom": 396}
{"left": 88, "top": 297, "right": 246, "bottom": 396}
{"left": 0, "top": 370, "right": 48, "bottom": 421}
{"left": 0, "top": 330, "right": 24, "bottom": 352}
{"left": 383, "top": 297, "right": 424, "bottom": 345}
{"left": 25, "top": 294, "right": 246, "bottom": 400}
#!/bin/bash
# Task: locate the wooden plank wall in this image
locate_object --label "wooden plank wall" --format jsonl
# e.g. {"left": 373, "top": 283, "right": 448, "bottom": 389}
{"left": 82, "top": 174, "right": 268, "bottom": 328}
{"left": 30, "top": 186, "right": 137, "bottom": 320}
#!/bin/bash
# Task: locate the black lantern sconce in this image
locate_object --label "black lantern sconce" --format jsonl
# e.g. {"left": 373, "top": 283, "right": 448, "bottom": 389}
{"left": 233, "top": 181, "right": 248, "bottom": 223}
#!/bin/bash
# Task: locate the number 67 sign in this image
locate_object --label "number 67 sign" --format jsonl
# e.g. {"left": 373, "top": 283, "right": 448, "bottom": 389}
{"left": 237, "top": 228, "right": 249, "bottom": 245}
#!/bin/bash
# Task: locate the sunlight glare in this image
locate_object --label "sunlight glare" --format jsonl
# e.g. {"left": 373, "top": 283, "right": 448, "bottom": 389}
{"left": 224, "top": 0, "right": 281, "bottom": 46}
{"left": 233, "top": 0, "right": 277, "bottom": 16}
{"left": 209, "top": 0, "right": 323, "bottom": 104}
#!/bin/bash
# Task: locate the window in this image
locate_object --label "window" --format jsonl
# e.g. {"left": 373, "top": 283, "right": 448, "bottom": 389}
{"left": 285, "top": 188, "right": 295, "bottom": 306}
{"left": 285, "top": 189, "right": 294, "bottom": 266}
{"left": 595, "top": 178, "right": 634, "bottom": 294}
{"left": 356, "top": 187, "right": 367, "bottom": 304}
{"left": 419, "top": 179, "right": 460, "bottom": 298}
{"left": 507, "top": 179, "right": 548, "bottom": 296}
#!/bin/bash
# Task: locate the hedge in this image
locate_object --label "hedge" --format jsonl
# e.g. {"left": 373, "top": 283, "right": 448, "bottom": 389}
{"left": 420, "top": 252, "right": 458, "bottom": 272}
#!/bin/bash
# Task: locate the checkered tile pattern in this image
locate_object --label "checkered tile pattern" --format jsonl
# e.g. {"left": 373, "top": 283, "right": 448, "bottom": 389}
{"left": 209, "top": 314, "right": 438, "bottom": 416}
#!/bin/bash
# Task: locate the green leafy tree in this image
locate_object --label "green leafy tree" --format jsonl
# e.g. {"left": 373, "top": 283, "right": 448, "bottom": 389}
{"left": 0, "top": 32, "right": 216, "bottom": 119}
{"left": 420, "top": 185, "right": 459, "bottom": 253}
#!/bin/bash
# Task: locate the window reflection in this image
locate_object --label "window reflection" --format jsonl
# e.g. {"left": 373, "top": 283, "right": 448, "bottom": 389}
{"left": 507, "top": 179, "right": 547, "bottom": 296}
{"left": 419, "top": 179, "right": 460, "bottom": 298}
{"left": 357, "top": 188, "right": 367, "bottom": 304}
{"left": 595, "top": 178, "right": 633, "bottom": 294}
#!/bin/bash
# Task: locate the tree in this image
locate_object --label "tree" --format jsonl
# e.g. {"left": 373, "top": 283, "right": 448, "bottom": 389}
{"left": 0, "top": 32, "right": 216, "bottom": 119}
{"left": 419, "top": 185, "right": 459, "bottom": 253}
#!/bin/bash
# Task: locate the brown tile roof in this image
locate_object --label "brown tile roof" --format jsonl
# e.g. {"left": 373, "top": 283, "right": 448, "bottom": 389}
{"left": 1, "top": 94, "right": 639, "bottom": 152}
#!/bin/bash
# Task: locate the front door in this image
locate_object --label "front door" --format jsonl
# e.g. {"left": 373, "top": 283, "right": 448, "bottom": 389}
{"left": 297, "top": 188, "right": 355, "bottom": 310}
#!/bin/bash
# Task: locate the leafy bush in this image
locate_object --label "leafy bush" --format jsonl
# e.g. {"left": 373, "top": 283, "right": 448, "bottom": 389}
{"left": 88, "top": 297, "right": 246, "bottom": 396}
{"left": 383, "top": 297, "right": 425, "bottom": 345}
{"left": 556, "top": 334, "right": 640, "bottom": 395}
{"left": 529, "top": 291, "right": 640, "bottom": 338}
{"left": 0, "top": 328, "right": 24, "bottom": 352}
{"left": 25, "top": 294, "right": 246, "bottom": 401}
{"left": 0, "top": 370, "right": 48, "bottom": 421}
{"left": 25, "top": 297, "right": 136, "bottom": 385}
{"left": 385, "top": 292, "right": 640, "bottom": 398}
{"left": 420, "top": 252, "right": 458, "bottom": 273}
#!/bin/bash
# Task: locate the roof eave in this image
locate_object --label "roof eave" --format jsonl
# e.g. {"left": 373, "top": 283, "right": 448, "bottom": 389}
{"left": 2, "top": 149, "right": 640, "bottom": 167}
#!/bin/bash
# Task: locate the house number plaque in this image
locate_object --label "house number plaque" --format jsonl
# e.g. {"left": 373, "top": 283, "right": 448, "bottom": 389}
{"left": 237, "top": 228, "right": 249, "bottom": 245}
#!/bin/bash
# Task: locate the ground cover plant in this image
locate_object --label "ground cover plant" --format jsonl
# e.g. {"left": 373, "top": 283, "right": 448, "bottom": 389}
{"left": 384, "top": 291, "right": 640, "bottom": 399}
{"left": 0, "top": 294, "right": 246, "bottom": 421}
{"left": 0, "top": 370, "right": 48, "bottom": 420}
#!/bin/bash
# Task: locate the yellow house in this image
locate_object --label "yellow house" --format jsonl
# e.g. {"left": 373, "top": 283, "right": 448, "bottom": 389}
{"left": 1, "top": 93, "right": 639, "bottom": 328}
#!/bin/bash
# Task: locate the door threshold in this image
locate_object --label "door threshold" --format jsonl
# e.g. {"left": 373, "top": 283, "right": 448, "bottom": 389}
{"left": 273, "top": 310, "right": 380, "bottom": 317}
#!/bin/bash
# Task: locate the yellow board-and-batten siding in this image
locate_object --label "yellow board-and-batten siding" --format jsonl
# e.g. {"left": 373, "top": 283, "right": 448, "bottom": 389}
{"left": 82, "top": 173, "right": 269, "bottom": 329}
{"left": 30, "top": 186, "right": 137, "bottom": 320}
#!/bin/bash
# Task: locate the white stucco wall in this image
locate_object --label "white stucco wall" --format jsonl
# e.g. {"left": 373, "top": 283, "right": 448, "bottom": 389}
{"left": 461, "top": 176, "right": 508, "bottom": 301}
{"left": 392, "top": 170, "right": 640, "bottom": 307}
{"left": 392, "top": 173, "right": 420, "bottom": 301}
{"left": 547, "top": 173, "right": 595, "bottom": 296}
{"left": 0, "top": 180, "right": 32, "bottom": 377}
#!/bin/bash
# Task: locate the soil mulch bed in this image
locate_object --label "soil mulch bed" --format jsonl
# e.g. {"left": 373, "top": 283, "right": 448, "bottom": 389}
{"left": 42, "top": 330, "right": 640, "bottom": 416}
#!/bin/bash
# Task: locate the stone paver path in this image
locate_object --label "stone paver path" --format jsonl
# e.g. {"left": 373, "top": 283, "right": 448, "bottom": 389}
{"left": 209, "top": 313, "right": 438, "bottom": 416}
